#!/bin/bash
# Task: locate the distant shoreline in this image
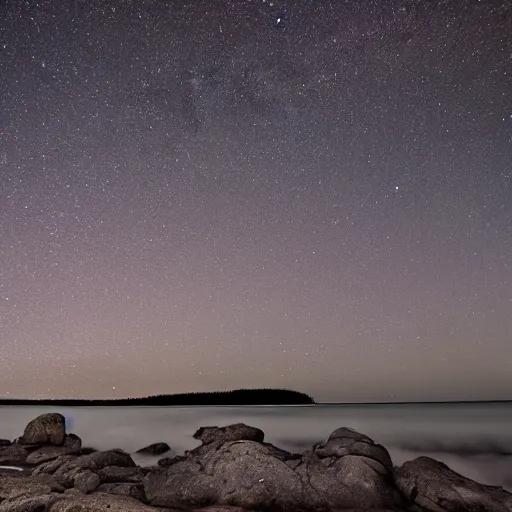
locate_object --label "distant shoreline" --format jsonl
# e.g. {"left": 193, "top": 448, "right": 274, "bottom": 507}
{"left": 0, "top": 388, "right": 315, "bottom": 406}
{"left": 317, "top": 400, "right": 511, "bottom": 405}
{"left": 0, "top": 391, "right": 508, "bottom": 407}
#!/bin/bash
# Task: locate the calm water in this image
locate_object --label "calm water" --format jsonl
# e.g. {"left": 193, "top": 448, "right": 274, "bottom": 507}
{"left": 1, "top": 403, "right": 511, "bottom": 491}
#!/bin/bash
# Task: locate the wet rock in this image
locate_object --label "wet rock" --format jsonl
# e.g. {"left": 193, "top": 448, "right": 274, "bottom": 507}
{"left": 18, "top": 413, "right": 66, "bottom": 446}
{"left": 395, "top": 455, "right": 512, "bottom": 512}
{"left": 0, "top": 439, "right": 11, "bottom": 448}
{"left": 136, "top": 442, "right": 170, "bottom": 455}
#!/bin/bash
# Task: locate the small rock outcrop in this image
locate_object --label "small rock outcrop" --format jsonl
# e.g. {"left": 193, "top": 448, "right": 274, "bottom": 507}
{"left": 193, "top": 423, "right": 265, "bottom": 446}
{"left": 135, "top": 442, "right": 170, "bottom": 456}
{"left": 1, "top": 412, "right": 511, "bottom": 512}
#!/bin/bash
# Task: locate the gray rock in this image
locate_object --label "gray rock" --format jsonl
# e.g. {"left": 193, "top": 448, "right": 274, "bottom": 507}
{"left": 157, "top": 455, "right": 187, "bottom": 468}
{"left": 144, "top": 425, "right": 404, "bottom": 511}
{"left": 312, "top": 427, "right": 393, "bottom": 471}
{"left": 136, "top": 442, "right": 170, "bottom": 456}
{"left": 145, "top": 439, "right": 311, "bottom": 509}
{"left": 4, "top": 415, "right": 512, "bottom": 512}
{"left": 0, "top": 493, "right": 63, "bottom": 512}
{"left": 395, "top": 455, "right": 512, "bottom": 512}
{"left": 0, "top": 473, "right": 65, "bottom": 501}
{"left": 96, "top": 482, "right": 146, "bottom": 502}
{"left": 0, "top": 443, "right": 29, "bottom": 465}
{"left": 18, "top": 413, "right": 66, "bottom": 446}
{"left": 97, "top": 465, "right": 147, "bottom": 483}
{"left": 73, "top": 469, "right": 100, "bottom": 493}
{"left": 32, "top": 454, "right": 77, "bottom": 475}
{"left": 87, "top": 449, "right": 136, "bottom": 469}
{"left": 25, "top": 434, "right": 82, "bottom": 464}
{"left": 29, "top": 449, "right": 137, "bottom": 495}
{"left": 46, "top": 457, "right": 95, "bottom": 485}
{"left": 193, "top": 423, "right": 264, "bottom": 446}
{"left": 195, "top": 508, "right": 267, "bottom": 512}
{"left": 48, "top": 492, "right": 168, "bottom": 511}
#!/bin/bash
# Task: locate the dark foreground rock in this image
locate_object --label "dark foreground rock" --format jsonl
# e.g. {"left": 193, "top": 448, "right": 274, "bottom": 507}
{"left": 18, "top": 413, "right": 66, "bottom": 446}
{"left": 395, "top": 456, "right": 512, "bottom": 512}
{"left": 1, "top": 413, "right": 511, "bottom": 512}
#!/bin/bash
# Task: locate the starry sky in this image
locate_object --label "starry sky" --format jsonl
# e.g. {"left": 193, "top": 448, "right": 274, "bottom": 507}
{"left": 0, "top": 0, "right": 511, "bottom": 402}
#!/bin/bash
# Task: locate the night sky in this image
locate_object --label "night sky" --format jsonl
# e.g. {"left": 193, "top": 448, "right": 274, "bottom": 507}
{"left": 0, "top": 0, "right": 511, "bottom": 402}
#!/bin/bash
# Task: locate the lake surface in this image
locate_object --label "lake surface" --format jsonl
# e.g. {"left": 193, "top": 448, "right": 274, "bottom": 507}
{"left": 1, "top": 403, "right": 511, "bottom": 491}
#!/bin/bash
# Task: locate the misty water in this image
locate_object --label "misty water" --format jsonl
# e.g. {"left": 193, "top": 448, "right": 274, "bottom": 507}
{"left": 1, "top": 403, "right": 511, "bottom": 491}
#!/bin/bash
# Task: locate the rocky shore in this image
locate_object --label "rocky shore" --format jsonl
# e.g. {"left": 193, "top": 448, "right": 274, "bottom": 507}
{"left": 0, "top": 413, "right": 511, "bottom": 511}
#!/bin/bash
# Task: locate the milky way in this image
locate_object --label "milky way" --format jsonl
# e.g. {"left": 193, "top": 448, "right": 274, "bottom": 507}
{"left": 0, "top": 0, "right": 511, "bottom": 401}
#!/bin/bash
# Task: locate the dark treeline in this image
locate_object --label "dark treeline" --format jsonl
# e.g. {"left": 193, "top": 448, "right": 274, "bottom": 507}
{"left": 0, "top": 388, "right": 315, "bottom": 406}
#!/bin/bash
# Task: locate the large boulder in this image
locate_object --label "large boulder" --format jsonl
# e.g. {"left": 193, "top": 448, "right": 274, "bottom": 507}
{"left": 395, "top": 456, "right": 512, "bottom": 512}
{"left": 144, "top": 440, "right": 304, "bottom": 510}
{"left": 18, "top": 413, "right": 66, "bottom": 446}
{"left": 294, "top": 427, "right": 404, "bottom": 510}
{"left": 144, "top": 424, "right": 404, "bottom": 511}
